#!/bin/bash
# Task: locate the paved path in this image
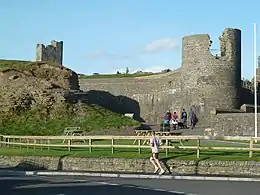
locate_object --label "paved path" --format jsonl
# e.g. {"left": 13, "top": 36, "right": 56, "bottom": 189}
{"left": 1, "top": 173, "right": 259, "bottom": 195}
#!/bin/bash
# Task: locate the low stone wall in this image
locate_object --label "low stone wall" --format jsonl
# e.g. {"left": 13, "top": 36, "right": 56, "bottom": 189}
{"left": 211, "top": 113, "right": 260, "bottom": 136}
{"left": 1, "top": 156, "right": 260, "bottom": 176}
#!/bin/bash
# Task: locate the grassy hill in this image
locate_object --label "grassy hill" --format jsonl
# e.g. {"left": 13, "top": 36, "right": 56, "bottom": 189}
{"left": 0, "top": 59, "right": 140, "bottom": 136}
{"left": 0, "top": 103, "right": 140, "bottom": 136}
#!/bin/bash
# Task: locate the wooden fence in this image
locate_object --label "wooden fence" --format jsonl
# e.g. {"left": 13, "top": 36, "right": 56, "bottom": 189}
{"left": 1, "top": 135, "right": 260, "bottom": 158}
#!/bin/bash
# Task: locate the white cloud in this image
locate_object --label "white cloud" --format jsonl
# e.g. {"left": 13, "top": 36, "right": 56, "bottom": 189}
{"left": 144, "top": 38, "right": 179, "bottom": 52}
{"left": 141, "top": 66, "right": 169, "bottom": 73}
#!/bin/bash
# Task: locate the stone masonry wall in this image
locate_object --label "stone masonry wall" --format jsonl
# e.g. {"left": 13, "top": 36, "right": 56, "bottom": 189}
{"left": 1, "top": 156, "right": 260, "bottom": 176}
{"left": 211, "top": 113, "right": 260, "bottom": 136}
{"left": 80, "top": 69, "right": 183, "bottom": 123}
{"left": 80, "top": 28, "right": 243, "bottom": 126}
{"left": 36, "top": 40, "right": 63, "bottom": 65}
{"left": 181, "top": 29, "right": 241, "bottom": 117}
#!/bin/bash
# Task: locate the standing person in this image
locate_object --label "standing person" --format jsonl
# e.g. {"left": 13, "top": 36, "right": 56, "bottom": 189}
{"left": 162, "top": 110, "right": 171, "bottom": 132}
{"left": 181, "top": 109, "right": 188, "bottom": 129}
{"left": 164, "top": 110, "right": 171, "bottom": 124}
{"left": 149, "top": 131, "right": 165, "bottom": 175}
{"left": 189, "top": 108, "right": 195, "bottom": 129}
{"left": 171, "top": 112, "right": 178, "bottom": 130}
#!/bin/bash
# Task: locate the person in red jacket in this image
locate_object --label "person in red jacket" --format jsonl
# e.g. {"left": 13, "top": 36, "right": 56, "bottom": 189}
{"left": 171, "top": 112, "right": 178, "bottom": 130}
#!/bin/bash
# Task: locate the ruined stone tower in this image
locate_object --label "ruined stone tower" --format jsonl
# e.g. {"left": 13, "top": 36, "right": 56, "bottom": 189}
{"left": 181, "top": 28, "right": 241, "bottom": 116}
{"left": 36, "top": 40, "right": 63, "bottom": 65}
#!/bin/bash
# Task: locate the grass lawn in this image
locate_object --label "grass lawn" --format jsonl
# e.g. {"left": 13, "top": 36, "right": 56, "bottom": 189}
{"left": 2, "top": 139, "right": 260, "bottom": 161}
{"left": 0, "top": 59, "right": 30, "bottom": 69}
{"left": 78, "top": 73, "right": 162, "bottom": 79}
{"left": 0, "top": 104, "right": 140, "bottom": 136}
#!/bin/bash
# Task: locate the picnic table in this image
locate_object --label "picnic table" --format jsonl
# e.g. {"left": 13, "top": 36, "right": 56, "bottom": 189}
{"left": 62, "top": 127, "right": 86, "bottom": 144}
{"left": 133, "top": 130, "right": 184, "bottom": 146}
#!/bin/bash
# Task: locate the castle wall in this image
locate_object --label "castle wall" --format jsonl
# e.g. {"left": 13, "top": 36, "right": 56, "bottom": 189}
{"left": 80, "top": 28, "right": 245, "bottom": 126}
{"left": 181, "top": 29, "right": 241, "bottom": 117}
{"left": 36, "top": 40, "right": 63, "bottom": 65}
{"left": 79, "top": 69, "right": 183, "bottom": 123}
{"left": 211, "top": 113, "right": 260, "bottom": 136}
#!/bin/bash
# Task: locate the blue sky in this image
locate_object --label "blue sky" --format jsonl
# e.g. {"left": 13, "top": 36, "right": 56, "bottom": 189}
{"left": 0, "top": 0, "right": 259, "bottom": 79}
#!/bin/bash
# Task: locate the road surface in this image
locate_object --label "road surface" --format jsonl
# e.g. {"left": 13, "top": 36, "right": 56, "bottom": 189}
{"left": 1, "top": 173, "right": 259, "bottom": 195}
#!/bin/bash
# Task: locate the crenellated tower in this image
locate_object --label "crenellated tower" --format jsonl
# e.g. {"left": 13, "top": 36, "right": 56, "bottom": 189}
{"left": 180, "top": 28, "right": 241, "bottom": 116}
{"left": 36, "top": 40, "right": 63, "bottom": 65}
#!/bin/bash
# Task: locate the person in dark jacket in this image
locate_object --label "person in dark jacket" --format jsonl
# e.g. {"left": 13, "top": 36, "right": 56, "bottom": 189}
{"left": 189, "top": 108, "right": 196, "bottom": 129}
{"left": 181, "top": 109, "right": 188, "bottom": 128}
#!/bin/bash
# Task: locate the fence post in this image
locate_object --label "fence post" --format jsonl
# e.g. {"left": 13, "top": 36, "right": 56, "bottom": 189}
{"left": 138, "top": 139, "right": 141, "bottom": 155}
{"left": 196, "top": 138, "right": 200, "bottom": 159}
{"left": 12, "top": 138, "right": 15, "bottom": 149}
{"left": 89, "top": 139, "right": 92, "bottom": 153}
{"left": 7, "top": 138, "right": 10, "bottom": 148}
{"left": 27, "top": 139, "right": 29, "bottom": 151}
{"left": 165, "top": 139, "right": 169, "bottom": 156}
{"left": 34, "top": 139, "right": 36, "bottom": 150}
{"left": 48, "top": 139, "right": 50, "bottom": 151}
{"left": 20, "top": 138, "right": 22, "bottom": 150}
{"left": 68, "top": 139, "right": 71, "bottom": 152}
{"left": 249, "top": 139, "right": 253, "bottom": 158}
{"left": 111, "top": 138, "right": 114, "bottom": 154}
{"left": 40, "top": 140, "right": 43, "bottom": 151}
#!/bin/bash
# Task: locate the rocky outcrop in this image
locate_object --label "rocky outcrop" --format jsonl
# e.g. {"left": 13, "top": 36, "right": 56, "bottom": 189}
{"left": 0, "top": 62, "right": 79, "bottom": 116}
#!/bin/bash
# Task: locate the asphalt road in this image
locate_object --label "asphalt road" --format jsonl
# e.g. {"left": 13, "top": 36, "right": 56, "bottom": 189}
{"left": 1, "top": 174, "right": 260, "bottom": 195}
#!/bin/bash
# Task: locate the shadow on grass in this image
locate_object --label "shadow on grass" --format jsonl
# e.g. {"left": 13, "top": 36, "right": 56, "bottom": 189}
{"left": 2, "top": 146, "right": 260, "bottom": 162}
{"left": 84, "top": 90, "right": 145, "bottom": 122}
{"left": 134, "top": 124, "right": 152, "bottom": 130}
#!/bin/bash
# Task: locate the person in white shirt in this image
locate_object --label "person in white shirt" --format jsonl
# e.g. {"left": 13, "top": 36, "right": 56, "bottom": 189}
{"left": 149, "top": 131, "right": 165, "bottom": 175}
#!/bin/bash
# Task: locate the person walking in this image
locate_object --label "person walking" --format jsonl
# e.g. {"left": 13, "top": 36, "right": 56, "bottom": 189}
{"left": 149, "top": 131, "right": 165, "bottom": 175}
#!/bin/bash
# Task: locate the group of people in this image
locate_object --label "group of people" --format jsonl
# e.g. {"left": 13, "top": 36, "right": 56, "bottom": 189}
{"left": 149, "top": 109, "right": 198, "bottom": 175}
{"left": 163, "top": 108, "right": 197, "bottom": 130}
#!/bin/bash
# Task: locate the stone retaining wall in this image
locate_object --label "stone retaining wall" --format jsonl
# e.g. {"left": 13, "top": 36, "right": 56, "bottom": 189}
{"left": 211, "top": 113, "right": 260, "bottom": 136}
{"left": 1, "top": 156, "right": 260, "bottom": 176}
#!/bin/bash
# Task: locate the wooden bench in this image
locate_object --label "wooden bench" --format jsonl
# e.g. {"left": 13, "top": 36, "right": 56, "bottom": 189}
{"left": 62, "top": 127, "right": 86, "bottom": 144}
{"left": 133, "top": 130, "right": 183, "bottom": 146}
{"left": 133, "top": 130, "right": 152, "bottom": 144}
{"left": 156, "top": 131, "right": 184, "bottom": 146}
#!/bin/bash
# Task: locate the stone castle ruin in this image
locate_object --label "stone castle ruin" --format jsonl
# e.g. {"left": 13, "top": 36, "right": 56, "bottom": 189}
{"left": 33, "top": 28, "right": 260, "bottom": 136}
{"left": 78, "top": 28, "right": 260, "bottom": 137}
{"left": 36, "top": 40, "right": 63, "bottom": 65}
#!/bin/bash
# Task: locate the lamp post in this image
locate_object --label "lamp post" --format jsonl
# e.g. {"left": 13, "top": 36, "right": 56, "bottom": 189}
{"left": 253, "top": 23, "right": 258, "bottom": 140}
{"left": 242, "top": 32, "right": 244, "bottom": 79}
